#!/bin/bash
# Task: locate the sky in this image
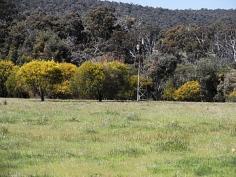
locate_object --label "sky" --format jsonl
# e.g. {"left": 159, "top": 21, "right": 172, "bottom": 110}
{"left": 106, "top": 0, "right": 236, "bottom": 10}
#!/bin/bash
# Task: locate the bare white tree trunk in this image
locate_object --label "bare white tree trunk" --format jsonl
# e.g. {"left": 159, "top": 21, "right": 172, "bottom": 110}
{"left": 230, "top": 39, "right": 236, "bottom": 62}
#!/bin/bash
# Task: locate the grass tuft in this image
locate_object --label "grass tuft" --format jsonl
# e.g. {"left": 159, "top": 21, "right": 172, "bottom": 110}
{"left": 230, "top": 125, "right": 236, "bottom": 136}
{"left": 156, "top": 136, "right": 189, "bottom": 152}
{"left": 194, "top": 165, "right": 213, "bottom": 176}
{"left": 0, "top": 126, "right": 9, "bottom": 137}
{"left": 3, "top": 100, "right": 8, "bottom": 105}
{"left": 109, "top": 147, "right": 145, "bottom": 158}
{"left": 126, "top": 112, "right": 140, "bottom": 121}
{"left": 37, "top": 116, "right": 49, "bottom": 125}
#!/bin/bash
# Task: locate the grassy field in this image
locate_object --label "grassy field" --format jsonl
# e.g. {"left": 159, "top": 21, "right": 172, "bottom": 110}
{"left": 0, "top": 98, "right": 236, "bottom": 177}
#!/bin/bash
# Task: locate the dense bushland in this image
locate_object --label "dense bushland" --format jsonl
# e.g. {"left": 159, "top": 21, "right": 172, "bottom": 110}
{"left": 0, "top": 59, "right": 235, "bottom": 102}
{"left": 0, "top": 0, "right": 235, "bottom": 101}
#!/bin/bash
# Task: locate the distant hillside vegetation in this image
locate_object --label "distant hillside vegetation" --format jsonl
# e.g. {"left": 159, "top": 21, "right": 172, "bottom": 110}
{"left": 15, "top": 0, "right": 236, "bottom": 28}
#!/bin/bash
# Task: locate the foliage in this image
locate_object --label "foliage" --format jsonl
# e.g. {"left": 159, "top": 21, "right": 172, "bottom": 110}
{"left": 59, "top": 63, "right": 78, "bottom": 80}
{"left": 0, "top": 0, "right": 17, "bottom": 58}
{"left": 51, "top": 81, "right": 73, "bottom": 99}
{"left": 213, "top": 74, "right": 226, "bottom": 102}
{"left": 0, "top": 0, "right": 17, "bottom": 22}
{"left": 196, "top": 58, "right": 219, "bottom": 102}
{"left": 85, "top": 7, "right": 117, "bottom": 40}
{"left": 49, "top": 63, "right": 78, "bottom": 98}
{"left": 174, "top": 81, "right": 201, "bottom": 101}
{"left": 127, "top": 75, "right": 153, "bottom": 100}
{"left": 102, "top": 61, "right": 131, "bottom": 99}
{"left": 5, "top": 66, "right": 29, "bottom": 98}
{"left": 14, "top": 0, "right": 236, "bottom": 30}
{"left": 159, "top": 25, "right": 214, "bottom": 60}
{"left": 162, "top": 79, "right": 176, "bottom": 101}
{"left": 17, "top": 60, "right": 63, "bottom": 101}
{"left": 149, "top": 54, "right": 177, "bottom": 99}
{"left": 0, "top": 60, "right": 16, "bottom": 97}
{"left": 71, "top": 61, "right": 105, "bottom": 101}
{"left": 226, "top": 90, "right": 236, "bottom": 102}
{"left": 0, "top": 0, "right": 236, "bottom": 101}
{"left": 173, "top": 64, "right": 196, "bottom": 88}
{"left": 1, "top": 0, "right": 235, "bottom": 64}
{"left": 71, "top": 61, "right": 137, "bottom": 101}
{"left": 224, "top": 69, "right": 236, "bottom": 95}
{"left": 32, "top": 31, "right": 71, "bottom": 62}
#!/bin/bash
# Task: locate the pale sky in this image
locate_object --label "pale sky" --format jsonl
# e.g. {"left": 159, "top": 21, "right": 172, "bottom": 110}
{"left": 106, "top": 0, "right": 236, "bottom": 9}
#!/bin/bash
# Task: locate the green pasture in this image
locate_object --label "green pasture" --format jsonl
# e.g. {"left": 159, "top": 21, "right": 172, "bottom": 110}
{"left": 0, "top": 99, "right": 235, "bottom": 177}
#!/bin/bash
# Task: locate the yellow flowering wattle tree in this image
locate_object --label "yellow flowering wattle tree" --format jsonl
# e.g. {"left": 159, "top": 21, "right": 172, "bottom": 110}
{"left": 71, "top": 61, "right": 105, "bottom": 101}
{"left": 50, "top": 63, "right": 78, "bottom": 98}
{"left": 0, "top": 60, "right": 17, "bottom": 97}
{"left": 17, "top": 60, "right": 63, "bottom": 101}
{"left": 174, "top": 81, "right": 201, "bottom": 101}
{"left": 70, "top": 61, "right": 138, "bottom": 101}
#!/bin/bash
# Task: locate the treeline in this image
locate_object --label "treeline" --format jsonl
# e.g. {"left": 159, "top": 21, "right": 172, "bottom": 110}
{"left": 1, "top": 59, "right": 236, "bottom": 102}
{"left": 0, "top": 60, "right": 140, "bottom": 101}
{"left": 0, "top": 0, "right": 236, "bottom": 102}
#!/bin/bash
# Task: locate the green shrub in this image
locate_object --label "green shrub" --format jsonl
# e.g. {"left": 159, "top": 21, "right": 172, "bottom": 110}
{"left": 226, "top": 90, "right": 236, "bottom": 102}
{"left": 126, "top": 75, "right": 152, "bottom": 100}
{"left": 0, "top": 60, "right": 16, "bottom": 97}
{"left": 70, "top": 61, "right": 105, "bottom": 101}
{"left": 174, "top": 81, "right": 201, "bottom": 101}
{"left": 71, "top": 61, "right": 137, "bottom": 101}
{"left": 6, "top": 66, "right": 29, "bottom": 98}
{"left": 214, "top": 74, "right": 225, "bottom": 102}
{"left": 174, "top": 64, "right": 196, "bottom": 88}
{"left": 224, "top": 69, "right": 236, "bottom": 97}
{"left": 162, "top": 79, "right": 176, "bottom": 101}
{"left": 103, "top": 61, "right": 131, "bottom": 100}
{"left": 196, "top": 58, "right": 218, "bottom": 102}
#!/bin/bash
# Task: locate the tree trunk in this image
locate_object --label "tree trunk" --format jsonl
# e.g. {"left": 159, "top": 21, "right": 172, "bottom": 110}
{"left": 98, "top": 93, "right": 103, "bottom": 102}
{"left": 40, "top": 89, "right": 45, "bottom": 102}
{"left": 98, "top": 95, "right": 102, "bottom": 102}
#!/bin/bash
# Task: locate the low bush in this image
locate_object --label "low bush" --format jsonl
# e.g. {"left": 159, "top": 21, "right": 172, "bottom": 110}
{"left": 126, "top": 75, "right": 152, "bottom": 100}
{"left": 174, "top": 81, "right": 201, "bottom": 101}
{"left": 226, "top": 90, "right": 236, "bottom": 102}
{"left": 71, "top": 61, "right": 140, "bottom": 101}
{"left": 162, "top": 79, "right": 176, "bottom": 101}
{"left": 70, "top": 61, "right": 105, "bottom": 101}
